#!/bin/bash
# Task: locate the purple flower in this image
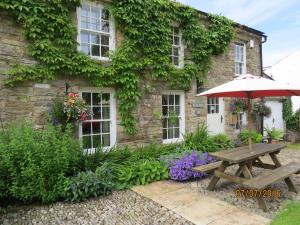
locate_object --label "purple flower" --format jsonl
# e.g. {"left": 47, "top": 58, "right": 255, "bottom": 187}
{"left": 169, "top": 151, "right": 215, "bottom": 181}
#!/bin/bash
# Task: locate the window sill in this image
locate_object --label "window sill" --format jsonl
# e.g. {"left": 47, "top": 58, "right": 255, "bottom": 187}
{"left": 163, "top": 138, "right": 184, "bottom": 144}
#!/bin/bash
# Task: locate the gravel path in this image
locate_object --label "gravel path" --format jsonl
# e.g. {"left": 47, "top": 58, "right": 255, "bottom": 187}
{"left": 0, "top": 190, "right": 193, "bottom": 225}
{"left": 191, "top": 147, "right": 300, "bottom": 219}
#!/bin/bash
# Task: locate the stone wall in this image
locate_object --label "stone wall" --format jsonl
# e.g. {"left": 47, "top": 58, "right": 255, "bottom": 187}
{"left": 0, "top": 5, "right": 263, "bottom": 147}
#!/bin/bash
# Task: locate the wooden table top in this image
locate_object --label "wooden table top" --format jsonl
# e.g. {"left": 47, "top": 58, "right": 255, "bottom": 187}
{"left": 209, "top": 143, "right": 286, "bottom": 163}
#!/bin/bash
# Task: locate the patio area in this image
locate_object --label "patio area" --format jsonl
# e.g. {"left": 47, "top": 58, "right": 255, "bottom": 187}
{"left": 1, "top": 147, "right": 299, "bottom": 225}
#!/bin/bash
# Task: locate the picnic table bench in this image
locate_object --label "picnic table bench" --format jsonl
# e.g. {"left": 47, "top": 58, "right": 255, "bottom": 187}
{"left": 192, "top": 143, "right": 300, "bottom": 211}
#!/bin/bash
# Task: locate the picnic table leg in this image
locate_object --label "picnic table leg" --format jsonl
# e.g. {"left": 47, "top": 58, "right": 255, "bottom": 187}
{"left": 270, "top": 153, "right": 298, "bottom": 193}
{"left": 241, "top": 162, "right": 269, "bottom": 211}
{"left": 207, "top": 161, "right": 229, "bottom": 191}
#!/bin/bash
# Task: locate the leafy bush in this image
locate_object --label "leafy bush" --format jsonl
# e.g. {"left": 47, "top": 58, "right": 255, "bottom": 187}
{"left": 82, "top": 143, "right": 179, "bottom": 171}
{"left": 64, "top": 163, "right": 115, "bottom": 202}
{"left": 115, "top": 159, "right": 169, "bottom": 189}
{"left": 238, "top": 129, "right": 263, "bottom": 145}
{"left": 210, "top": 133, "right": 233, "bottom": 150}
{"left": 264, "top": 127, "right": 284, "bottom": 140}
{"left": 167, "top": 151, "right": 215, "bottom": 181}
{"left": 0, "top": 121, "right": 81, "bottom": 203}
{"left": 283, "top": 98, "right": 300, "bottom": 131}
{"left": 182, "top": 124, "right": 216, "bottom": 152}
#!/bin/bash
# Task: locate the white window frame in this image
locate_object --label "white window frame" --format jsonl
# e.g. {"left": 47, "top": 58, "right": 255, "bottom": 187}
{"left": 170, "top": 25, "right": 184, "bottom": 68}
{"left": 78, "top": 87, "right": 117, "bottom": 153}
{"left": 234, "top": 43, "right": 246, "bottom": 76}
{"left": 207, "top": 97, "right": 219, "bottom": 114}
{"left": 77, "top": 1, "right": 116, "bottom": 61}
{"left": 162, "top": 90, "right": 185, "bottom": 144}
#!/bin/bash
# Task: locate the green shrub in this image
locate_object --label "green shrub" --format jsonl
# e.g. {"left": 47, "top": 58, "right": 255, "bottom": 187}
{"left": 82, "top": 143, "right": 178, "bottom": 171}
{"left": 264, "top": 127, "right": 284, "bottom": 140}
{"left": 64, "top": 163, "right": 115, "bottom": 202}
{"left": 210, "top": 133, "right": 233, "bottom": 150}
{"left": 238, "top": 129, "right": 263, "bottom": 145}
{"left": 0, "top": 121, "right": 81, "bottom": 203}
{"left": 182, "top": 124, "right": 216, "bottom": 152}
{"left": 115, "top": 159, "right": 169, "bottom": 189}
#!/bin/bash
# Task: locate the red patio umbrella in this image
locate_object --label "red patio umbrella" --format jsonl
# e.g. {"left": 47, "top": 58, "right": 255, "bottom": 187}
{"left": 197, "top": 74, "right": 300, "bottom": 150}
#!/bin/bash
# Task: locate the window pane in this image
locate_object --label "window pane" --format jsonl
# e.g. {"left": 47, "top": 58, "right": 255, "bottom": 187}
{"left": 83, "top": 136, "right": 92, "bottom": 149}
{"left": 81, "top": 5, "right": 89, "bottom": 17}
{"left": 80, "top": 44, "right": 90, "bottom": 55}
{"left": 168, "top": 128, "right": 174, "bottom": 139}
{"left": 174, "top": 36, "right": 180, "bottom": 46}
{"left": 102, "top": 121, "right": 110, "bottom": 133}
{"left": 162, "top": 106, "right": 168, "bottom": 116}
{"left": 101, "top": 35, "right": 109, "bottom": 46}
{"left": 175, "top": 95, "right": 180, "bottom": 105}
{"left": 102, "top": 9, "right": 109, "bottom": 20}
{"left": 91, "top": 34, "right": 100, "bottom": 44}
{"left": 91, "top": 45, "right": 100, "bottom": 56}
{"left": 82, "top": 122, "right": 91, "bottom": 135}
{"left": 163, "top": 129, "right": 167, "bottom": 139}
{"left": 162, "top": 118, "right": 168, "bottom": 129}
{"left": 91, "top": 7, "right": 100, "bottom": 18}
{"left": 174, "top": 118, "right": 179, "bottom": 127}
{"left": 92, "top": 93, "right": 101, "bottom": 105}
{"left": 101, "top": 46, "right": 109, "bottom": 57}
{"left": 174, "top": 128, "right": 180, "bottom": 138}
{"left": 173, "top": 57, "right": 179, "bottom": 66}
{"left": 102, "top": 134, "right": 110, "bottom": 147}
{"left": 82, "top": 92, "right": 91, "bottom": 105}
{"left": 81, "top": 32, "right": 89, "bottom": 43}
{"left": 174, "top": 27, "right": 179, "bottom": 35}
{"left": 93, "top": 135, "right": 101, "bottom": 149}
{"left": 175, "top": 106, "right": 180, "bottom": 115}
{"left": 93, "top": 107, "right": 101, "bottom": 119}
{"left": 173, "top": 47, "right": 179, "bottom": 56}
{"left": 92, "top": 122, "right": 101, "bottom": 134}
{"left": 81, "top": 16, "right": 89, "bottom": 29}
{"left": 101, "top": 20, "right": 110, "bottom": 33}
{"left": 102, "top": 107, "right": 110, "bottom": 119}
{"left": 169, "top": 95, "right": 174, "bottom": 105}
{"left": 208, "top": 105, "right": 211, "bottom": 114}
{"left": 162, "top": 95, "right": 168, "bottom": 105}
{"left": 216, "top": 105, "right": 219, "bottom": 113}
{"left": 102, "top": 93, "right": 110, "bottom": 105}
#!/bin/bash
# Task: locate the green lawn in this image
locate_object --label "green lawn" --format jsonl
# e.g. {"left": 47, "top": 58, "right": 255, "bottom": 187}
{"left": 287, "top": 143, "right": 300, "bottom": 150}
{"left": 271, "top": 202, "right": 300, "bottom": 225}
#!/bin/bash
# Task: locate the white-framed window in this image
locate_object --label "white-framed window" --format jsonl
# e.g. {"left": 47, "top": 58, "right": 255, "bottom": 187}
{"left": 170, "top": 26, "right": 184, "bottom": 67}
{"left": 79, "top": 89, "right": 116, "bottom": 153}
{"left": 207, "top": 98, "right": 219, "bottom": 114}
{"left": 162, "top": 91, "right": 185, "bottom": 144}
{"left": 77, "top": 1, "right": 115, "bottom": 60}
{"left": 234, "top": 43, "right": 246, "bottom": 75}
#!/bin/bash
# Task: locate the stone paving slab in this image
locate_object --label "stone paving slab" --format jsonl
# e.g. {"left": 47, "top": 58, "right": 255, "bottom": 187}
{"left": 132, "top": 180, "right": 271, "bottom": 225}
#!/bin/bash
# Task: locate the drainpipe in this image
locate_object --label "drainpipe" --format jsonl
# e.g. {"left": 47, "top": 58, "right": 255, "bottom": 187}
{"left": 259, "top": 34, "right": 268, "bottom": 136}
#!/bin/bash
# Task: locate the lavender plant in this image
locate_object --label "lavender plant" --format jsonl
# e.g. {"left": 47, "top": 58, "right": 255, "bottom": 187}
{"left": 165, "top": 151, "right": 215, "bottom": 181}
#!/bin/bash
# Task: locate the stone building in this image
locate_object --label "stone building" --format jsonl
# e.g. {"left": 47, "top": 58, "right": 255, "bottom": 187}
{"left": 0, "top": 1, "right": 265, "bottom": 150}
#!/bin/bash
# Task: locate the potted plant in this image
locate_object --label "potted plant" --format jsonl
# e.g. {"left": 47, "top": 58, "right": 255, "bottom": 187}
{"left": 264, "top": 127, "right": 284, "bottom": 144}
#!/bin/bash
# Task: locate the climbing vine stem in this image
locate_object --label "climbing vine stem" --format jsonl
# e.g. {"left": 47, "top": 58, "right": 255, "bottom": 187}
{"left": 0, "top": 0, "right": 234, "bottom": 134}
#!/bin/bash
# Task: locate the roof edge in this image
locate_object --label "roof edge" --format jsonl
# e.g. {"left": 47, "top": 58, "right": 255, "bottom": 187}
{"left": 196, "top": 9, "right": 265, "bottom": 36}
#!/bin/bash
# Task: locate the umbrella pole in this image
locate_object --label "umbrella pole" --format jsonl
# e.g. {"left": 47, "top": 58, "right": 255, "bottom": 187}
{"left": 247, "top": 95, "right": 252, "bottom": 151}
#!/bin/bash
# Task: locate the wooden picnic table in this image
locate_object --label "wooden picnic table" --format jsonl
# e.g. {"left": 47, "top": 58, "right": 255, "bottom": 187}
{"left": 193, "top": 143, "right": 300, "bottom": 211}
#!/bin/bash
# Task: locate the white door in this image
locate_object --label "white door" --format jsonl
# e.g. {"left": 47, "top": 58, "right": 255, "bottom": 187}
{"left": 206, "top": 97, "right": 225, "bottom": 135}
{"left": 264, "top": 101, "right": 284, "bottom": 135}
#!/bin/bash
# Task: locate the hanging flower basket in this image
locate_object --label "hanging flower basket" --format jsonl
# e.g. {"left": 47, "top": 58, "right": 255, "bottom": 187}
{"left": 229, "top": 98, "right": 248, "bottom": 114}
{"left": 253, "top": 102, "right": 271, "bottom": 117}
{"left": 63, "top": 92, "right": 91, "bottom": 122}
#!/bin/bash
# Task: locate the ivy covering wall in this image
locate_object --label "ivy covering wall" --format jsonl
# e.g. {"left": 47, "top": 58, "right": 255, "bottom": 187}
{"left": 0, "top": 0, "right": 234, "bottom": 134}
